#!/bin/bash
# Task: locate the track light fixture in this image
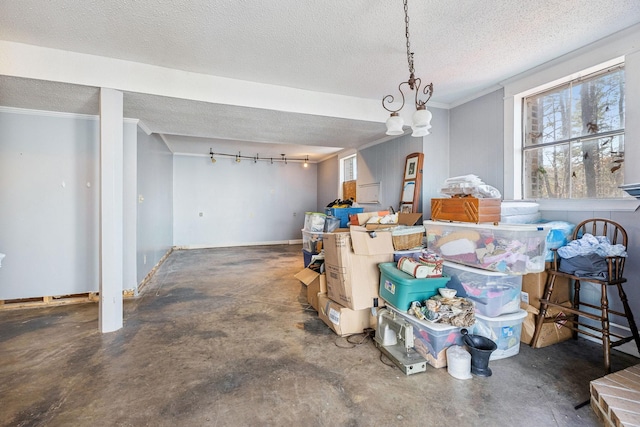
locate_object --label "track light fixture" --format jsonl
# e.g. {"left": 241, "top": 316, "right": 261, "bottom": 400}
{"left": 382, "top": 0, "right": 434, "bottom": 137}
{"left": 208, "top": 149, "right": 311, "bottom": 166}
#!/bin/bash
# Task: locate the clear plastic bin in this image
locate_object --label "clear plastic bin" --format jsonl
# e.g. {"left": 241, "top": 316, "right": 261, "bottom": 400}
{"left": 304, "top": 212, "right": 326, "bottom": 232}
{"left": 471, "top": 310, "right": 527, "bottom": 360}
{"left": 443, "top": 261, "right": 523, "bottom": 317}
{"left": 424, "top": 220, "right": 550, "bottom": 274}
{"left": 301, "top": 229, "right": 323, "bottom": 254}
{"left": 387, "top": 305, "right": 463, "bottom": 360}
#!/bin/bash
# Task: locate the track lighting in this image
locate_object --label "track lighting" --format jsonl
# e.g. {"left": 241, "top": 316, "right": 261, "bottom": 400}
{"left": 208, "top": 148, "right": 311, "bottom": 166}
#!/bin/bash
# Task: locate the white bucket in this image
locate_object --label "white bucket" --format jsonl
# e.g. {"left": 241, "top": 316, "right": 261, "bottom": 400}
{"left": 446, "top": 345, "right": 472, "bottom": 380}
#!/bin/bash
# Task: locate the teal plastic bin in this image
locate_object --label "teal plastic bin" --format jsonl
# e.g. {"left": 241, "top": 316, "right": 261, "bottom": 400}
{"left": 378, "top": 262, "right": 450, "bottom": 311}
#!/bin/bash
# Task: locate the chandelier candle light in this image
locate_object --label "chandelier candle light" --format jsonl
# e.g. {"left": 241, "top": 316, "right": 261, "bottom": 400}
{"left": 382, "top": 0, "right": 434, "bottom": 137}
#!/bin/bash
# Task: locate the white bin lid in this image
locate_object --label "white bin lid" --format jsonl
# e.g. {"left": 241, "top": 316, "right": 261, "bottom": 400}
{"left": 424, "top": 220, "right": 550, "bottom": 233}
{"left": 387, "top": 304, "right": 460, "bottom": 331}
{"left": 475, "top": 309, "right": 527, "bottom": 322}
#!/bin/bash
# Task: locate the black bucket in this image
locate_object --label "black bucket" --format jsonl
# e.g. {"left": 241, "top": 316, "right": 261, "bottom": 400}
{"left": 461, "top": 329, "right": 497, "bottom": 377}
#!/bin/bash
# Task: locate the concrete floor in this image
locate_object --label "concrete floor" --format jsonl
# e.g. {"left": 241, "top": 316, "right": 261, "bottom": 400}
{"left": 1, "top": 244, "right": 639, "bottom": 427}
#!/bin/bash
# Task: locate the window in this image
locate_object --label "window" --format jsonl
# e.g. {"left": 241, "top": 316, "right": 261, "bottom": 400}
{"left": 522, "top": 64, "right": 625, "bottom": 199}
{"left": 342, "top": 154, "right": 357, "bottom": 182}
{"left": 340, "top": 154, "right": 357, "bottom": 200}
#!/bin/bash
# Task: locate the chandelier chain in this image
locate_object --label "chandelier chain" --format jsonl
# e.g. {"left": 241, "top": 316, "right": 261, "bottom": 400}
{"left": 404, "top": 0, "right": 414, "bottom": 74}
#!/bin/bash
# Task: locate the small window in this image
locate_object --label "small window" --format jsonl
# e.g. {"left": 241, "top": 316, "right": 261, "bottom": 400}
{"left": 522, "top": 64, "right": 625, "bottom": 199}
{"left": 340, "top": 154, "right": 357, "bottom": 200}
{"left": 342, "top": 154, "right": 357, "bottom": 182}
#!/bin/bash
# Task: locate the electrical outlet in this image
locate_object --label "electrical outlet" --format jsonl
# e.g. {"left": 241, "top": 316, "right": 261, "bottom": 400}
{"left": 293, "top": 212, "right": 297, "bottom": 217}
{"left": 143, "top": 255, "right": 147, "bottom": 265}
{"left": 199, "top": 212, "right": 204, "bottom": 217}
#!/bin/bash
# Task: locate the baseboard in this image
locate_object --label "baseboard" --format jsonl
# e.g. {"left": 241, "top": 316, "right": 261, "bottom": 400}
{"left": 176, "top": 240, "right": 302, "bottom": 249}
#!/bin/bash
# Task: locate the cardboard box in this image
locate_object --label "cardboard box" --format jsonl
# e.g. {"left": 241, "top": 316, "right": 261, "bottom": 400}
{"left": 520, "top": 301, "right": 573, "bottom": 348}
{"left": 357, "top": 212, "right": 423, "bottom": 230}
{"left": 308, "top": 279, "right": 326, "bottom": 312}
{"left": 317, "top": 294, "right": 373, "bottom": 337}
{"left": 324, "top": 231, "right": 392, "bottom": 310}
{"left": 414, "top": 343, "right": 448, "bottom": 368}
{"left": 348, "top": 226, "right": 395, "bottom": 256}
{"left": 294, "top": 268, "right": 327, "bottom": 311}
{"left": 522, "top": 266, "right": 571, "bottom": 309}
{"left": 354, "top": 210, "right": 390, "bottom": 226}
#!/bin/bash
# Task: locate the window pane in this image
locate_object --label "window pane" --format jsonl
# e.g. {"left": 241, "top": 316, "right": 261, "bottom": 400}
{"left": 524, "top": 144, "right": 570, "bottom": 199}
{"left": 569, "top": 135, "right": 625, "bottom": 198}
{"left": 343, "top": 156, "right": 356, "bottom": 181}
{"left": 522, "top": 64, "right": 625, "bottom": 200}
{"left": 571, "top": 68, "right": 625, "bottom": 138}
{"left": 524, "top": 86, "right": 571, "bottom": 147}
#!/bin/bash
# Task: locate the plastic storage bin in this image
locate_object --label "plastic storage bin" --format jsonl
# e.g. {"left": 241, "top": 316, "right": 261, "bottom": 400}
{"left": 302, "top": 249, "right": 313, "bottom": 267}
{"left": 424, "top": 220, "right": 550, "bottom": 274}
{"left": 387, "top": 305, "right": 463, "bottom": 360}
{"left": 324, "top": 207, "right": 364, "bottom": 228}
{"left": 378, "top": 262, "right": 450, "bottom": 311}
{"left": 443, "top": 261, "right": 523, "bottom": 317}
{"left": 393, "top": 248, "right": 424, "bottom": 262}
{"left": 471, "top": 309, "right": 527, "bottom": 360}
{"left": 302, "top": 229, "right": 323, "bottom": 254}
{"left": 304, "top": 212, "right": 326, "bottom": 232}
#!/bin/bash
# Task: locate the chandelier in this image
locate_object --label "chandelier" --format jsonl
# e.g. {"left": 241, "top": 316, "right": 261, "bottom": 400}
{"left": 382, "top": 0, "right": 434, "bottom": 137}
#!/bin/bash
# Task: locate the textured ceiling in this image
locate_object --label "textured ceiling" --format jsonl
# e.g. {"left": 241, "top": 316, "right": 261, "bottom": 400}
{"left": 1, "top": 0, "right": 640, "bottom": 160}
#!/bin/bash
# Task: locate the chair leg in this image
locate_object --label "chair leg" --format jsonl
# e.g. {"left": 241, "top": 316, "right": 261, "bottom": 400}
{"left": 573, "top": 279, "right": 581, "bottom": 340}
{"left": 532, "top": 274, "right": 556, "bottom": 347}
{"left": 601, "top": 283, "right": 611, "bottom": 374}
{"left": 617, "top": 283, "right": 640, "bottom": 356}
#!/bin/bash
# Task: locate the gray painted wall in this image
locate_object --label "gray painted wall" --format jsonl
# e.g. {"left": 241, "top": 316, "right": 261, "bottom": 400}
{"left": 136, "top": 129, "right": 174, "bottom": 284}
{"left": 317, "top": 153, "right": 339, "bottom": 211}
{"left": 358, "top": 133, "right": 423, "bottom": 212}
{"left": 449, "top": 89, "right": 504, "bottom": 190}
{"left": 0, "top": 109, "right": 173, "bottom": 299}
{"left": 172, "top": 155, "right": 317, "bottom": 246}
{"left": 0, "top": 110, "right": 98, "bottom": 299}
{"left": 420, "top": 107, "right": 450, "bottom": 215}
{"left": 317, "top": 106, "right": 450, "bottom": 217}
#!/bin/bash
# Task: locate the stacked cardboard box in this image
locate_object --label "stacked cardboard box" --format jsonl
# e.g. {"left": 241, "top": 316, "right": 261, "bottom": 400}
{"left": 295, "top": 226, "right": 395, "bottom": 336}
{"left": 520, "top": 266, "right": 573, "bottom": 348}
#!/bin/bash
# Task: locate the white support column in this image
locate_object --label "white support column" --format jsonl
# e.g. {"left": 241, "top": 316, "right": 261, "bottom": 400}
{"left": 99, "top": 88, "right": 124, "bottom": 333}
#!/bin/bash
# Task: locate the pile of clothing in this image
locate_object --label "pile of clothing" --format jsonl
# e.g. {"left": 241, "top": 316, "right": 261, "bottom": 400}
{"left": 557, "top": 233, "right": 627, "bottom": 279}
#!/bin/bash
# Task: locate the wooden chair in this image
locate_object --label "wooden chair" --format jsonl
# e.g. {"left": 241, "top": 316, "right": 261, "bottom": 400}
{"left": 531, "top": 218, "right": 640, "bottom": 373}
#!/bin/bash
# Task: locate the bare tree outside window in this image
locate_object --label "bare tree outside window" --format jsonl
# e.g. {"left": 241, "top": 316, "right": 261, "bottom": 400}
{"left": 523, "top": 65, "right": 626, "bottom": 199}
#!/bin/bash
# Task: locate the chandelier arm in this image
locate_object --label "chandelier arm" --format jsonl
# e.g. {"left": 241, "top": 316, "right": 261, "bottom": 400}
{"left": 382, "top": 81, "right": 408, "bottom": 114}
{"left": 412, "top": 78, "right": 434, "bottom": 109}
{"left": 421, "top": 82, "right": 434, "bottom": 106}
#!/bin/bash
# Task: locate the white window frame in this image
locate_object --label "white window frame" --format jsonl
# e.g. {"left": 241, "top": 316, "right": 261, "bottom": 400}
{"left": 338, "top": 149, "right": 357, "bottom": 199}
{"left": 504, "top": 53, "right": 639, "bottom": 212}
